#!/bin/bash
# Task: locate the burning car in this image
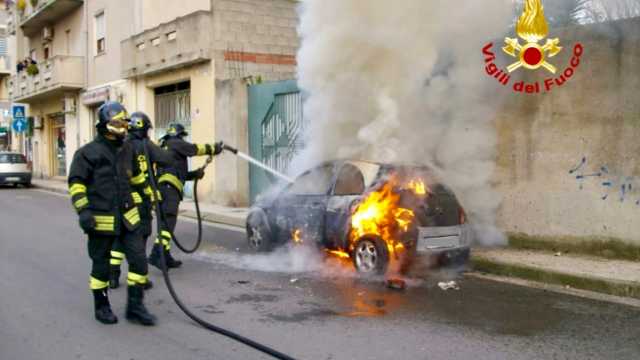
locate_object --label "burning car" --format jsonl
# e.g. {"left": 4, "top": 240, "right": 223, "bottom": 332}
{"left": 246, "top": 160, "right": 471, "bottom": 275}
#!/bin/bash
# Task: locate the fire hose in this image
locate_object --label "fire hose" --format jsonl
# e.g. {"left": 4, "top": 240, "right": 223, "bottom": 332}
{"left": 142, "top": 139, "right": 296, "bottom": 360}
{"left": 169, "top": 154, "right": 213, "bottom": 254}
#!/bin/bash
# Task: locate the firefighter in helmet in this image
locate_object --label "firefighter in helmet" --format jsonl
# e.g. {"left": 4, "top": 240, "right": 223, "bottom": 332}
{"left": 109, "top": 111, "right": 173, "bottom": 289}
{"left": 68, "top": 101, "right": 156, "bottom": 326}
{"left": 149, "top": 123, "right": 223, "bottom": 270}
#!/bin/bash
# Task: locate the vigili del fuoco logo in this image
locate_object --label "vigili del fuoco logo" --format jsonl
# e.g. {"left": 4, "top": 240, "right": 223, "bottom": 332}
{"left": 482, "top": 0, "right": 584, "bottom": 94}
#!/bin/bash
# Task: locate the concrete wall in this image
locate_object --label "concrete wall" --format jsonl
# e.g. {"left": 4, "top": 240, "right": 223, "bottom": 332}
{"left": 86, "top": 0, "right": 136, "bottom": 87}
{"left": 211, "top": 0, "right": 299, "bottom": 81}
{"left": 23, "top": 6, "right": 85, "bottom": 61}
{"left": 139, "top": 0, "right": 210, "bottom": 32}
{"left": 214, "top": 78, "right": 249, "bottom": 206}
{"left": 494, "top": 18, "right": 640, "bottom": 245}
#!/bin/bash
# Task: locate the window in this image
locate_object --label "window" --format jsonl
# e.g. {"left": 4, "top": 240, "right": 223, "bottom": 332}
{"left": 44, "top": 45, "right": 50, "bottom": 60}
{"left": 151, "top": 37, "right": 160, "bottom": 46}
{"left": 166, "top": 31, "right": 177, "bottom": 41}
{"left": 289, "top": 165, "right": 335, "bottom": 195}
{"left": 29, "top": 49, "right": 36, "bottom": 61}
{"left": 0, "top": 154, "right": 27, "bottom": 164}
{"left": 95, "top": 12, "right": 105, "bottom": 54}
{"left": 334, "top": 164, "right": 365, "bottom": 196}
{"left": 137, "top": 42, "right": 146, "bottom": 51}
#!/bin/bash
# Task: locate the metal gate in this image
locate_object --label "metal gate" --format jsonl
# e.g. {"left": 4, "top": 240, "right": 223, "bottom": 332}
{"left": 248, "top": 80, "right": 303, "bottom": 202}
{"left": 261, "top": 92, "right": 304, "bottom": 174}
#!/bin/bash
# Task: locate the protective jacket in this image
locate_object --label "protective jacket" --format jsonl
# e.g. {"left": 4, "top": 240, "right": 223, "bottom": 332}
{"left": 127, "top": 132, "right": 174, "bottom": 203}
{"left": 68, "top": 134, "right": 141, "bottom": 235}
{"left": 156, "top": 137, "right": 213, "bottom": 197}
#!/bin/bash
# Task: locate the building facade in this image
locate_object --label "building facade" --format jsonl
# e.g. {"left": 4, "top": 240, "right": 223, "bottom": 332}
{"left": 5, "top": 0, "right": 300, "bottom": 204}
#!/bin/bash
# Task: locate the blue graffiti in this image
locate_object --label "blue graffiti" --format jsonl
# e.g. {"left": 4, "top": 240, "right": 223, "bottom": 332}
{"left": 569, "top": 157, "right": 639, "bottom": 205}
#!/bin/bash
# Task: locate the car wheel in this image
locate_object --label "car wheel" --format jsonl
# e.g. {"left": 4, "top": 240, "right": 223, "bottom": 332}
{"left": 246, "top": 210, "right": 273, "bottom": 252}
{"left": 352, "top": 237, "right": 389, "bottom": 275}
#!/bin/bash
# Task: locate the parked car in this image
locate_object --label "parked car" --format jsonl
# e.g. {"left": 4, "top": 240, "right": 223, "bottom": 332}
{"left": 246, "top": 160, "right": 471, "bottom": 275}
{"left": 0, "top": 152, "right": 32, "bottom": 187}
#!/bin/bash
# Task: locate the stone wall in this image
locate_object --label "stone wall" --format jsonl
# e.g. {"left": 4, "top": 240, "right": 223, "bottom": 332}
{"left": 494, "top": 17, "right": 640, "bottom": 245}
{"left": 211, "top": 0, "right": 299, "bottom": 81}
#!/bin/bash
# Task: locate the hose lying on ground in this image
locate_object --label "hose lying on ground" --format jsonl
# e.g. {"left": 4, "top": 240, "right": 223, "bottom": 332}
{"left": 142, "top": 139, "right": 296, "bottom": 360}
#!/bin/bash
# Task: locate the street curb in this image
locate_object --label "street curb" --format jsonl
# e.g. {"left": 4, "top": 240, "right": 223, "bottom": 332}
{"left": 31, "top": 182, "right": 67, "bottom": 195}
{"left": 180, "top": 210, "right": 245, "bottom": 228}
{"left": 471, "top": 256, "right": 640, "bottom": 300}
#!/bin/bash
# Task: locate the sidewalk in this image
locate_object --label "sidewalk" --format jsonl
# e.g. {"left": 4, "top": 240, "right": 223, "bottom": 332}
{"left": 32, "top": 178, "right": 248, "bottom": 228}
{"left": 472, "top": 248, "right": 640, "bottom": 299}
{"left": 31, "top": 178, "right": 640, "bottom": 299}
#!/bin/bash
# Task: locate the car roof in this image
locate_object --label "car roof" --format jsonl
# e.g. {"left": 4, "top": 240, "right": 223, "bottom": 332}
{"left": 320, "top": 159, "right": 432, "bottom": 170}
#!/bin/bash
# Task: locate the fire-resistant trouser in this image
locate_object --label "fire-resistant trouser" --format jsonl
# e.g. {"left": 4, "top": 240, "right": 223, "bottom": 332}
{"left": 155, "top": 182, "right": 181, "bottom": 250}
{"left": 111, "top": 202, "right": 153, "bottom": 268}
{"left": 89, "top": 224, "right": 149, "bottom": 290}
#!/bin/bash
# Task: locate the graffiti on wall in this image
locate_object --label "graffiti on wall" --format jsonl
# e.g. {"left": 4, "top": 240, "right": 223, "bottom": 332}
{"left": 569, "top": 157, "right": 639, "bottom": 205}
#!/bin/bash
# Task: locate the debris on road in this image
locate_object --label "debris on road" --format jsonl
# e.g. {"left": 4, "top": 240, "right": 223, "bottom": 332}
{"left": 555, "top": 252, "right": 562, "bottom": 257}
{"left": 386, "top": 278, "right": 407, "bottom": 290}
{"left": 290, "top": 278, "right": 299, "bottom": 284}
{"left": 438, "top": 281, "right": 460, "bottom": 291}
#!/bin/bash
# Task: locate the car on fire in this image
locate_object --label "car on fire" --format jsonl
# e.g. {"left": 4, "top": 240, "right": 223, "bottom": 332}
{"left": 246, "top": 160, "right": 471, "bottom": 275}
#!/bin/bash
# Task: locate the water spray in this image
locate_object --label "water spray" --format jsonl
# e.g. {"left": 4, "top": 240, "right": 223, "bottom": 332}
{"left": 223, "top": 144, "right": 294, "bottom": 183}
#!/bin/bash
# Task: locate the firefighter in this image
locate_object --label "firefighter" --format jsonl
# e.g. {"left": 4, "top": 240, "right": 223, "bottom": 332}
{"left": 109, "top": 112, "right": 173, "bottom": 289}
{"left": 148, "top": 123, "right": 223, "bottom": 270}
{"left": 68, "top": 101, "right": 156, "bottom": 326}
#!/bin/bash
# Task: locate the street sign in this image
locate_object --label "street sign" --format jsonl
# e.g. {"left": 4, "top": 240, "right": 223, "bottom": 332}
{"left": 12, "top": 118, "right": 26, "bottom": 133}
{"left": 11, "top": 105, "right": 26, "bottom": 134}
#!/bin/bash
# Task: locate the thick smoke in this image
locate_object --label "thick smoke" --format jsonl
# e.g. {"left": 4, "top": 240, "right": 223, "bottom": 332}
{"left": 292, "top": 0, "right": 515, "bottom": 245}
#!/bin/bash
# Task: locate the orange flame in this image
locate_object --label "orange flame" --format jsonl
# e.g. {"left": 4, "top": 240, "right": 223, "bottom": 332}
{"left": 327, "top": 249, "right": 350, "bottom": 259}
{"left": 349, "top": 180, "right": 415, "bottom": 257}
{"left": 407, "top": 179, "right": 428, "bottom": 196}
{"left": 292, "top": 228, "right": 303, "bottom": 245}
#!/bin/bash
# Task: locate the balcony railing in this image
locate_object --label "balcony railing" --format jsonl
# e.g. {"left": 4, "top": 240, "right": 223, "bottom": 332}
{"left": 18, "top": 0, "right": 84, "bottom": 36}
{"left": 8, "top": 55, "right": 85, "bottom": 102}
{"left": 7, "top": 8, "right": 16, "bottom": 35}
{"left": 121, "top": 11, "right": 212, "bottom": 78}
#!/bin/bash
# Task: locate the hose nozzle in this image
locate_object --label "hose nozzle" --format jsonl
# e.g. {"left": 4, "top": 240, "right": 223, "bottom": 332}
{"left": 223, "top": 144, "right": 239, "bottom": 154}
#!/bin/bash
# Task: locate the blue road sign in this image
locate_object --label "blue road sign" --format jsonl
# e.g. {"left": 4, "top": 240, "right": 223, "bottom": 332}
{"left": 11, "top": 104, "right": 27, "bottom": 134}
{"left": 12, "top": 118, "right": 26, "bottom": 133}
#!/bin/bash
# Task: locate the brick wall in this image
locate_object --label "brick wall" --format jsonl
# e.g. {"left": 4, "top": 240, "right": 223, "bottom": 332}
{"left": 211, "top": 0, "right": 300, "bottom": 81}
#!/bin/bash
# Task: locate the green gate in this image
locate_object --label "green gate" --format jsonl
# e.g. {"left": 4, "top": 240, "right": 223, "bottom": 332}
{"left": 248, "top": 80, "right": 303, "bottom": 203}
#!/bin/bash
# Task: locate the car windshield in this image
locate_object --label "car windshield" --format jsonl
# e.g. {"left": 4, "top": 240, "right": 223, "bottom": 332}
{"left": 0, "top": 154, "right": 27, "bottom": 164}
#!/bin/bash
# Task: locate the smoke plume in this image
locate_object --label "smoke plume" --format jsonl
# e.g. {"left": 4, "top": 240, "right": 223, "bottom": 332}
{"left": 293, "top": 0, "right": 515, "bottom": 245}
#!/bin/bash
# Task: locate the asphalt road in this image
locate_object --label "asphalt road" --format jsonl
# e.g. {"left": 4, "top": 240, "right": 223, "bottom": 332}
{"left": 1, "top": 187, "right": 639, "bottom": 360}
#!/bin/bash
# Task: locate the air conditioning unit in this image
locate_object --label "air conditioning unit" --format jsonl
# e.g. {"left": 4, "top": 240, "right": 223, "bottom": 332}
{"left": 43, "top": 26, "right": 54, "bottom": 41}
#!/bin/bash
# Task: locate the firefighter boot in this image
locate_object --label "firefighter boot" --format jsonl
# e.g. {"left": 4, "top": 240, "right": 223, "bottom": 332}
{"left": 92, "top": 289, "right": 118, "bottom": 324}
{"left": 164, "top": 249, "right": 182, "bottom": 269}
{"left": 109, "top": 266, "right": 121, "bottom": 289}
{"left": 148, "top": 243, "right": 165, "bottom": 271}
{"left": 126, "top": 284, "right": 157, "bottom": 326}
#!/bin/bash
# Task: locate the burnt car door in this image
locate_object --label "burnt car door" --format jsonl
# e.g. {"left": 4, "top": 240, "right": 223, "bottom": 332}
{"left": 273, "top": 163, "right": 337, "bottom": 246}
{"left": 326, "top": 162, "right": 381, "bottom": 250}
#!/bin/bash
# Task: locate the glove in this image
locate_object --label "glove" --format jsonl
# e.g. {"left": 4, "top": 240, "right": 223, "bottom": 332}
{"left": 78, "top": 209, "right": 96, "bottom": 233}
{"left": 213, "top": 142, "right": 224, "bottom": 156}
{"left": 193, "top": 168, "right": 206, "bottom": 180}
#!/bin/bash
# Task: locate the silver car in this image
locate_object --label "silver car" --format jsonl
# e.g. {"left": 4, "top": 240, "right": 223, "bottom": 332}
{"left": 246, "top": 160, "right": 471, "bottom": 275}
{"left": 0, "top": 152, "right": 32, "bottom": 187}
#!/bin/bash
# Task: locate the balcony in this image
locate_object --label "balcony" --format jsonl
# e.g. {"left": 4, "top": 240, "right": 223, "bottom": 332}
{"left": 18, "top": 0, "right": 84, "bottom": 37}
{"left": 7, "top": 9, "right": 16, "bottom": 35}
{"left": 121, "top": 11, "right": 212, "bottom": 78}
{"left": 8, "top": 55, "right": 85, "bottom": 103}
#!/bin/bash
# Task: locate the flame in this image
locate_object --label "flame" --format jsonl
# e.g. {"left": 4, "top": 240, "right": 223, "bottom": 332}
{"left": 327, "top": 250, "right": 350, "bottom": 259}
{"left": 407, "top": 179, "right": 428, "bottom": 196}
{"left": 292, "top": 229, "right": 303, "bottom": 245}
{"left": 516, "top": 0, "right": 549, "bottom": 43}
{"left": 349, "top": 180, "right": 415, "bottom": 258}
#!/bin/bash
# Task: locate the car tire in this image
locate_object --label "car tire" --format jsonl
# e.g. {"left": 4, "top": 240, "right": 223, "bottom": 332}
{"left": 352, "top": 237, "right": 389, "bottom": 275}
{"left": 246, "top": 210, "right": 273, "bottom": 252}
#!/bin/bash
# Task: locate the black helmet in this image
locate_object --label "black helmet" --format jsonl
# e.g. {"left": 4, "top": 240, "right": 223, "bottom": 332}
{"left": 129, "top": 112, "right": 152, "bottom": 134}
{"left": 165, "top": 123, "right": 187, "bottom": 138}
{"left": 97, "top": 101, "right": 129, "bottom": 138}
